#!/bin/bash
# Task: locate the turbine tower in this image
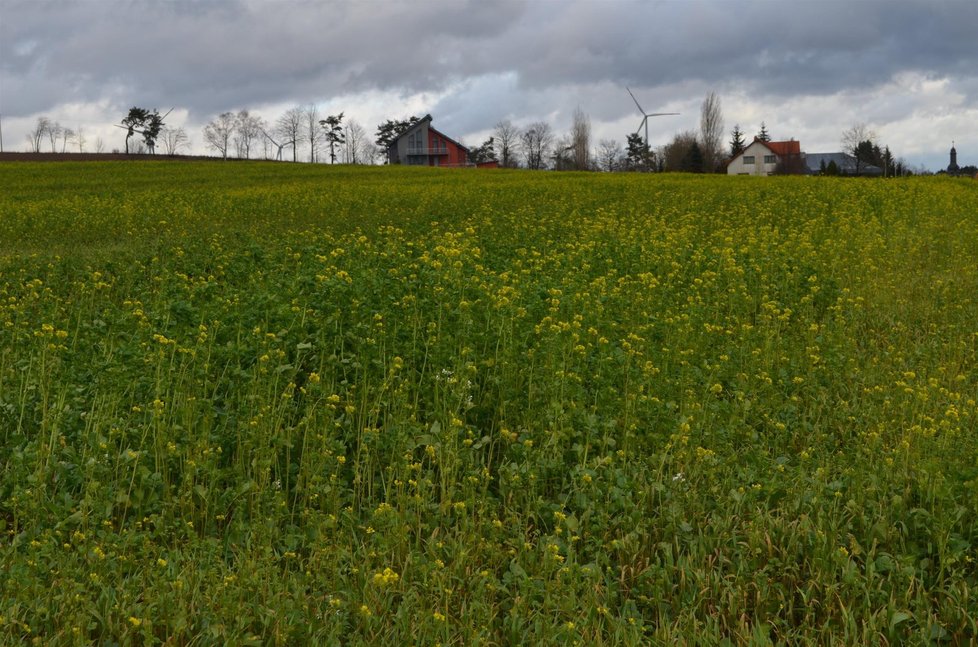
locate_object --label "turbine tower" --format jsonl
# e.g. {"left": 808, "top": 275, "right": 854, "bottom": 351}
{"left": 627, "top": 87, "right": 679, "bottom": 148}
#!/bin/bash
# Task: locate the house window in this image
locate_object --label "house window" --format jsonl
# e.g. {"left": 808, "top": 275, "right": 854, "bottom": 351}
{"left": 743, "top": 156, "right": 755, "bottom": 165}
{"left": 764, "top": 155, "right": 776, "bottom": 164}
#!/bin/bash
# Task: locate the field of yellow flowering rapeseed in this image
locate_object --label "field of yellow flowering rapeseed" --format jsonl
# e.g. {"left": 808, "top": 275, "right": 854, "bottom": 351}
{"left": 1, "top": 161, "right": 977, "bottom": 645}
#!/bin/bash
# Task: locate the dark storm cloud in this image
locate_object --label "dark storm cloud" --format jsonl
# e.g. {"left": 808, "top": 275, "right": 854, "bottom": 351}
{"left": 2, "top": 0, "right": 976, "bottom": 171}
{"left": 500, "top": 1, "right": 978, "bottom": 97}
{"left": 3, "top": 0, "right": 976, "bottom": 121}
{"left": 1, "top": 0, "right": 530, "bottom": 117}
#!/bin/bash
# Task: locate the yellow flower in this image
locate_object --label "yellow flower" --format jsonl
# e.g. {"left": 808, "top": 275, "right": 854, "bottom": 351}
{"left": 372, "top": 567, "right": 400, "bottom": 587}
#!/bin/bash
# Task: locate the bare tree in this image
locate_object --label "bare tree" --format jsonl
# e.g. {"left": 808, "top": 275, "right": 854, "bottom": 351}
{"left": 493, "top": 120, "right": 520, "bottom": 168}
{"left": 343, "top": 119, "right": 371, "bottom": 164}
{"left": 275, "top": 107, "right": 303, "bottom": 162}
{"left": 27, "top": 117, "right": 51, "bottom": 152}
{"left": 234, "top": 110, "right": 263, "bottom": 159}
{"left": 47, "top": 121, "right": 63, "bottom": 152}
{"left": 570, "top": 107, "right": 591, "bottom": 170}
{"left": 552, "top": 136, "right": 575, "bottom": 171}
{"left": 161, "top": 126, "right": 190, "bottom": 155}
{"left": 304, "top": 104, "right": 322, "bottom": 163}
{"left": 597, "top": 138, "right": 623, "bottom": 172}
{"left": 521, "top": 121, "right": 553, "bottom": 170}
{"left": 841, "top": 123, "right": 876, "bottom": 174}
{"left": 203, "top": 112, "right": 237, "bottom": 159}
{"left": 75, "top": 126, "right": 87, "bottom": 153}
{"left": 699, "top": 91, "right": 724, "bottom": 172}
{"left": 95, "top": 137, "right": 105, "bottom": 153}
{"left": 60, "top": 128, "right": 75, "bottom": 153}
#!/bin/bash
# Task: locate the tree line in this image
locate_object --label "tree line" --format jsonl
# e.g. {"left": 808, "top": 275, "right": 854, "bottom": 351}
{"left": 26, "top": 116, "right": 103, "bottom": 154}
{"left": 21, "top": 96, "right": 918, "bottom": 175}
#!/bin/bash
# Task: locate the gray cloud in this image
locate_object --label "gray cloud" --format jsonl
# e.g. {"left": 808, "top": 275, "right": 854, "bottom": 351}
{"left": 2, "top": 0, "right": 976, "bottom": 169}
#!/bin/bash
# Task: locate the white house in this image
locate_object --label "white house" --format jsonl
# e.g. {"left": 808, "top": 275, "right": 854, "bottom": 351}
{"left": 727, "top": 139, "right": 802, "bottom": 175}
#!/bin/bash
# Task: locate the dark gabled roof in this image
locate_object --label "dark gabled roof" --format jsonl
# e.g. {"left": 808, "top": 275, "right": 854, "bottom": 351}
{"left": 395, "top": 114, "right": 469, "bottom": 152}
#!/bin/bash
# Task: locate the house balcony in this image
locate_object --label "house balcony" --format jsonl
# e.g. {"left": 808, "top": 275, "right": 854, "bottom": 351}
{"left": 407, "top": 146, "right": 449, "bottom": 156}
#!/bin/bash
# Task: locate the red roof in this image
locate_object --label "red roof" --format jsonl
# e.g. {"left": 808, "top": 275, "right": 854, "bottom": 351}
{"left": 762, "top": 140, "right": 800, "bottom": 156}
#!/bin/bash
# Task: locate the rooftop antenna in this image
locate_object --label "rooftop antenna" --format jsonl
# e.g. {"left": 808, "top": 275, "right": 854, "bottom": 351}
{"left": 626, "top": 87, "right": 679, "bottom": 149}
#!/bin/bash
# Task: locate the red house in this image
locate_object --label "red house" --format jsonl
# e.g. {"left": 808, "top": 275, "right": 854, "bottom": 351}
{"left": 387, "top": 114, "right": 495, "bottom": 168}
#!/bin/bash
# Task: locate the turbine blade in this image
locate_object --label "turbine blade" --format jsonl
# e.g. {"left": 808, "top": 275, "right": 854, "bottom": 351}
{"left": 646, "top": 112, "right": 681, "bottom": 117}
{"left": 636, "top": 116, "right": 648, "bottom": 135}
{"left": 626, "top": 86, "right": 646, "bottom": 115}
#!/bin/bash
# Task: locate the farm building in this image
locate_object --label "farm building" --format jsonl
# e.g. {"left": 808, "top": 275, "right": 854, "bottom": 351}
{"left": 803, "top": 152, "right": 883, "bottom": 176}
{"left": 727, "top": 139, "right": 803, "bottom": 175}
{"left": 387, "top": 114, "right": 496, "bottom": 168}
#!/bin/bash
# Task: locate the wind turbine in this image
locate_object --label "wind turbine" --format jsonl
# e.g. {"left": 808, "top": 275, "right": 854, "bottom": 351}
{"left": 261, "top": 127, "right": 294, "bottom": 161}
{"left": 626, "top": 87, "right": 679, "bottom": 148}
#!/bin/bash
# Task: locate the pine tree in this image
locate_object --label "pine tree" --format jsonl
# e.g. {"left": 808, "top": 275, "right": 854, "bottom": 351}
{"left": 374, "top": 116, "right": 420, "bottom": 153}
{"left": 626, "top": 133, "right": 653, "bottom": 171}
{"left": 729, "top": 125, "right": 746, "bottom": 158}
{"left": 756, "top": 122, "right": 771, "bottom": 142}
{"left": 319, "top": 113, "right": 345, "bottom": 164}
{"left": 683, "top": 141, "right": 704, "bottom": 173}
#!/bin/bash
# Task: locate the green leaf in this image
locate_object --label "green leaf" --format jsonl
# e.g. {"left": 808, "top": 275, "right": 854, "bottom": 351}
{"left": 888, "top": 611, "right": 911, "bottom": 632}
{"left": 509, "top": 561, "right": 526, "bottom": 578}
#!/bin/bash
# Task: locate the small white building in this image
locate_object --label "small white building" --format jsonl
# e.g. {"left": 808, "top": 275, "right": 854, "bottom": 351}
{"left": 727, "top": 139, "right": 802, "bottom": 175}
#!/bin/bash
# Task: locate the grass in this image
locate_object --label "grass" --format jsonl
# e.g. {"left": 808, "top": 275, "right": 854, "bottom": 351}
{"left": 1, "top": 161, "right": 977, "bottom": 645}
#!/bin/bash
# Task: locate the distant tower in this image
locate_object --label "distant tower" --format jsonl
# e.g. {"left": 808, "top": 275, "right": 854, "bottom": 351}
{"left": 948, "top": 142, "right": 960, "bottom": 174}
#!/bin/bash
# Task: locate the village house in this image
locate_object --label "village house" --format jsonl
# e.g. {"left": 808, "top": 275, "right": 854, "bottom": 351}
{"left": 387, "top": 114, "right": 497, "bottom": 168}
{"left": 727, "top": 138, "right": 802, "bottom": 175}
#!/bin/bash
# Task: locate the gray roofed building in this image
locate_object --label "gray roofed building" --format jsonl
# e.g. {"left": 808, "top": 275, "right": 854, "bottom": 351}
{"left": 804, "top": 152, "right": 883, "bottom": 176}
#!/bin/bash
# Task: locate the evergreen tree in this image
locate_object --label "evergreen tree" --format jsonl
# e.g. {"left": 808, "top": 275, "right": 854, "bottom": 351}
{"left": 756, "top": 122, "right": 771, "bottom": 142}
{"left": 683, "top": 141, "right": 704, "bottom": 173}
{"left": 374, "top": 116, "right": 420, "bottom": 153}
{"left": 854, "top": 140, "right": 876, "bottom": 174}
{"left": 882, "top": 146, "right": 894, "bottom": 176}
{"left": 729, "top": 125, "right": 746, "bottom": 158}
{"left": 468, "top": 137, "right": 497, "bottom": 164}
{"left": 319, "top": 113, "right": 345, "bottom": 164}
{"left": 625, "top": 133, "right": 653, "bottom": 171}
{"left": 121, "top": 107, "right": 164, "bottom": 154}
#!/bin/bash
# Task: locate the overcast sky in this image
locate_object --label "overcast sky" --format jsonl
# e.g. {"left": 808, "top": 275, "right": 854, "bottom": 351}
{"left": 2, "top": 0, "right": 976, "bottom": 170}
